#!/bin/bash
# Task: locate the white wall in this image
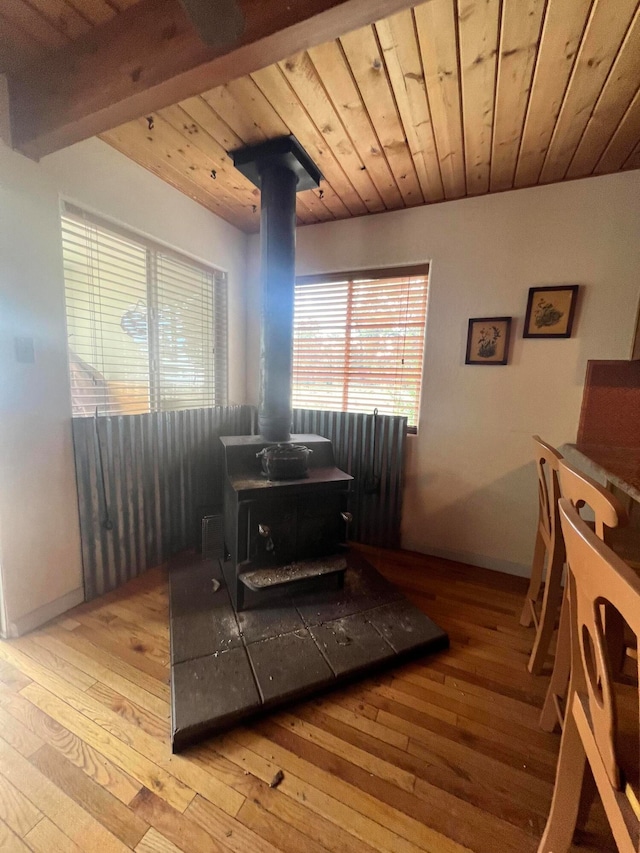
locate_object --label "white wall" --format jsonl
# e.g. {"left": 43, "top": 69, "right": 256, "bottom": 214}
{"left": 247, "top": 170, "right": 640, "bottom": 575}
{"left": 0, "top": 137, "right": 248, "bottom": 634}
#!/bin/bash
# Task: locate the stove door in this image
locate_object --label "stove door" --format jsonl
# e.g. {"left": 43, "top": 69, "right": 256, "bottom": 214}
{"left": 249, "top": 495, "right": 297, "bottom": 567}
{"left": 243, "top": 487, "right": 350, "bottom": 570}
{"left": 296, "top": 491, "right": 348, "bottom": 559}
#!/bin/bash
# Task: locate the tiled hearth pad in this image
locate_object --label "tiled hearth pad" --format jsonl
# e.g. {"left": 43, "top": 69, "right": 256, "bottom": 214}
{"left": 169, "top": 552, "right": 448, "bottom": 751}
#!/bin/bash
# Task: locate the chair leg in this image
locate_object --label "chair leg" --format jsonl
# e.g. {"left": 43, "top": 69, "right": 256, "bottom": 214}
{"left": 602, "top": 602, "right": 626, "bottom": 677}
{"left": 527, "top": 549, "right": 564, "bottom": 675}
{"left": 575, "top": 764, "right": 598, "bottom": 834}
{"left": 538, "top": 709, "right": 586, "bottom": 853}
{"left": 520, "top": 528, "right": 546, "bottom": 627}
{"left": 540, "top": 590, "right": 571, "bottom": 731}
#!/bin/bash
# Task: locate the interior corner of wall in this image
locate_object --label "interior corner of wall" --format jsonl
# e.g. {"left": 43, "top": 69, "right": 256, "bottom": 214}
{"left": 0, "top": 75, "right": 11, "bottom": 149}
{"left": 4, "top": 585, "right": 85, "bottom": 638}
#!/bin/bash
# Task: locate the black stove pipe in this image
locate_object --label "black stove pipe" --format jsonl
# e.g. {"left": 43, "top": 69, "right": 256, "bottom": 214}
{"left": 232, "top": 136, "right": 322, "bottom": 444}
{"left": 258, "top": 163, "right": 298, "bottom": 443}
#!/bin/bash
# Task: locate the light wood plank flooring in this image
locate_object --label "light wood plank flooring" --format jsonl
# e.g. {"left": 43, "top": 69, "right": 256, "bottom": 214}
{"left": 0, "top": 546, "right": 617, "bottom": 853}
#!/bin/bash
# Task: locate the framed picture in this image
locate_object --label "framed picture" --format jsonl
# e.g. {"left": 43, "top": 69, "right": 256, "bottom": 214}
{"left": 523, "top": 285, "right": 579, "bottom": 338}
{"left": 465, "top": 317, "right": 512, "bottom": 365}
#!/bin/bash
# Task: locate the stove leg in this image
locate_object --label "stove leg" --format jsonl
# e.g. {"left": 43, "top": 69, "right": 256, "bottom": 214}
{"left": 235, "top": 582, "right": 245, "bottom": 612}
{"left": 221, "top": 559, "right": 245, "bottom": 611}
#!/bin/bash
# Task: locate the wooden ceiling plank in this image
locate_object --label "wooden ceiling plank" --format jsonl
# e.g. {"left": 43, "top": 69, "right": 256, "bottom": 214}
{"left": 218, "top": 72, "right": 336, "bottom": 220}
{"left": 109, "top": 0, "right": 143, "bottom": 9}
{"left": 9, "top": 0, "right": 425, "bottom": 159}
{"left": 295, "top": 177, "right": 350, "bottom": 221}
{"left": 26, "top": 0, "right": 92, "bottom": 40}
{"left": 294, "top": 206, "right": 315, "bottom": 226}
{"left": 201, "top": 85, "right": 271, "bottom": 145}
{"left": 340, "top": 25, "right": 423, "bottom": 207}
{"left": 195, "top": 77, "right": 334, "bottom": 224}
{"left": 567, "top": 7, "right": 640, "bottom": 179}
{"left": 375, "top": 11, "right": 445, "bottom": 203}
{"left": 104, "top": 113, "right": 259, "bottom": 227}
{"left": 295, "top": 194, "right": 322, "bottom": 225}
{"left": 296, "top": 188, "right": 336, "bottom": 222}
{"left": 490, "top": 0, "right": 546, "bottom": 192}
{"left": 278, "top": 50, "right": 386, "bottom": 213}
{"left": 0, "top": 0, "right": 69, "bottom": 49}
{"left": 251, "top": 63, "right": 363, "bottom": 218}
{"left": 514, "top": 0, "right": 592, "bottom": 188}
{"left": 413, "top": 0, "right": 466, "bottom": 199}
{"left": 152, "top": 107, "right": 261, "bottom": 209}
{"left": 594, "top": 85, "right": 640, "bottom": 174}
{"left": 225, "top": 76, "right": 292, "bottom": 140}
{"left": 154, "top": 106, "right": 276, "bottom": 225}
{"left": 457, "top": 0, "right": 501, "bottom": 196}
{"left": 622, "top": 139, "right": 640, "bottom": 171}
{"left": 178, "top": 95, "right": 244, "bottom": 153}
{"left": 539, "top": 0, "right": 638, "bottom": 184}
{"left": 296, "top": 182, "right": 356, "bottom": 225}
{"left": 63, "top": 0, "right": 116, "bottom": 27}
{"left": 306, "top": 40, "right": 404, "bottom": 210}
{"left": 101, "top": 125, "right": 253, "bottom": 232}
{"left": 181, "top": 93, "right": 325, "bottom": 222}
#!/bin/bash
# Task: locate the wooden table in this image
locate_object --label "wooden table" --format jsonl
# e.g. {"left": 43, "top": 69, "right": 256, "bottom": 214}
{"left": 563, "top": 443, "right": 640, "bottom": 503}
{"left": 539, "top": 443, "right": 640, "bottom": 733}
{"left": 562, "top": 443, "right": 640, "bottom": 567}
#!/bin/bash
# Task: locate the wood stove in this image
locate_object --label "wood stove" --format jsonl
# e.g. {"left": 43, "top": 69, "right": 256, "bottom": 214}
{"left": 221, "top": 433, "right": 353, "bottom": 610}
{"left": 222, "top": 136, "right": 355, "bottom": 609}
{"left": 167, "top": 135, "right": 448, "bottom": 751}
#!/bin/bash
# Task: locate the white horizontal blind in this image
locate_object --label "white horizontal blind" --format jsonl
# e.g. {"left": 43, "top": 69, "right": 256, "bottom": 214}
{"left": 292, "top": 270, "right": 428, "bottom": 428}
{"left": 61, "top": 205, "right": 227, "bottom": 417}
{"left": 155, "top": 252, "right": 217, "bottom": 412}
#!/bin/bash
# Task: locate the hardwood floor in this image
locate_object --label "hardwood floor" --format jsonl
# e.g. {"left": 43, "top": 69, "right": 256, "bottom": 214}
{"left": 0, "top": 546, "right": 617, "bottom": 853}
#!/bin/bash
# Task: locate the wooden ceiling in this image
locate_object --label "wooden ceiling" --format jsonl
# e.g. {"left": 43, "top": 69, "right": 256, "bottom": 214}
{"left": 3, "top": 0, "right": 639, "bottom": 233}
{"left": 0, "top": 0, "right": 139, "bottom": 73}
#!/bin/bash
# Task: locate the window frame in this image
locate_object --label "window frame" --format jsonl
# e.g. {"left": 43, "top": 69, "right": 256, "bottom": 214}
{"left": 294, "top": 264, "right": 429, "bottom": 433}
{"left": 61, "top": 201, "right": 228, "bottom": 417}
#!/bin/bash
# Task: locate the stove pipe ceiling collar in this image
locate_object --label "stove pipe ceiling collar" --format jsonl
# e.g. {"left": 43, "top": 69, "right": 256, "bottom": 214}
{"left": 232, "top": 136, "right": 323, "bottom": 444}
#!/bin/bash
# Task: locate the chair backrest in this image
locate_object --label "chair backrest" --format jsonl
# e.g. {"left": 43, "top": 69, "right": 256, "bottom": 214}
{"left": 559, "top": 498, "right": 640, "bottom": 849}
{"left": 532, "top": 435, "right": 563, "bottom": 544}
{"left": 558, "top": 459, "right": 628, "bottom": 539}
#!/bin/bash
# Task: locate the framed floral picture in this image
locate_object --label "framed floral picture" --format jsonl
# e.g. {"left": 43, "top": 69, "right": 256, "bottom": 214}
{"left": 465, "top": 317, "right": 512, "bottom": 365}
{"left": 523, "top": 285, "right": 579, "bottom": 338}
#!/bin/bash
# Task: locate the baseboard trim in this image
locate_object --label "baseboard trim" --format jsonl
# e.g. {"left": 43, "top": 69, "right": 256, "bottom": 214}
{"left": 4, "top": 586, "right": 85, "bottom": 638}
{"left": 419, "top": 546, "right": 531, "bottom": 579}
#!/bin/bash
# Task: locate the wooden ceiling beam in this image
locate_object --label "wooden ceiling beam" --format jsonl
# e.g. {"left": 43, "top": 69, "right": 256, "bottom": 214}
{"left": 7, "top": 0, "right": 420, "bottom": 160}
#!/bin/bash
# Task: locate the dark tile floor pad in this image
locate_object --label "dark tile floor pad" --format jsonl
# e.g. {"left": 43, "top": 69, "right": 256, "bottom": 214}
{"left": 169, "top": 552, "right": 448, "bottom": 751}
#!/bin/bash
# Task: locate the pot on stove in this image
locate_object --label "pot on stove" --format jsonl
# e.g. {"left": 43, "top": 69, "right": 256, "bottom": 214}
{"left": 257, "top": 444, "right": 313, "bottom": 480}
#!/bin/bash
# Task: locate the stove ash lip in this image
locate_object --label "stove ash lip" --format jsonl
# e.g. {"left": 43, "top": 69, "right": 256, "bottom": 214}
{"left": 256, "top": 442, "right": 313, "bottom": 480}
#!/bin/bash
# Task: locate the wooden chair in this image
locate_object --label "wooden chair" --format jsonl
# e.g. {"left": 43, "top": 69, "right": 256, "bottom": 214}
{"left": 537, "top": 498, "right": 639, "bottom": 853}
{"left": 540, "top": 460, "right": 628, "bottom": 733}
{"left": 520, "top": 436, "right": 565, "bottom": 675}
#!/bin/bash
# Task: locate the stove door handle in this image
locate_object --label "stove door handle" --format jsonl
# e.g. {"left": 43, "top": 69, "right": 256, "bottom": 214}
{"left": 258, "top": 523, "right": 271, "bottom": 538}
{"left": 340, "top": 512, "right": 353, "bottom": 524}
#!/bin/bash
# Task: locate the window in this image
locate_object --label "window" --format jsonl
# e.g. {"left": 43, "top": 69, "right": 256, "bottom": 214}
{"left": 292, "top": 266, "right": 429, "bottom": 430}
{"left": 61, "top": 204, "right": 227, "bottom": 417}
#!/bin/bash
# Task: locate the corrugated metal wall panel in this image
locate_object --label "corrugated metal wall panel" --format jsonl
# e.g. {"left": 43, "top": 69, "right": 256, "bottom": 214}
{"left": 72, "top": 405, "right": 255, "bottom": 600}
{"left": 73, "top": 406, "right": 404, "bottom": 600}
{"left": 292, "top": 408, "right": 406, "bottom": 549}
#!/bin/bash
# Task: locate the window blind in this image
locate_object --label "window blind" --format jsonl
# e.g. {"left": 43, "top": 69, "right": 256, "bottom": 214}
{"left": 61, "top": 204, "right": 227, "bottom": 417}
{"left": 292, "top": 267, "right": 429, "bottom": 429}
